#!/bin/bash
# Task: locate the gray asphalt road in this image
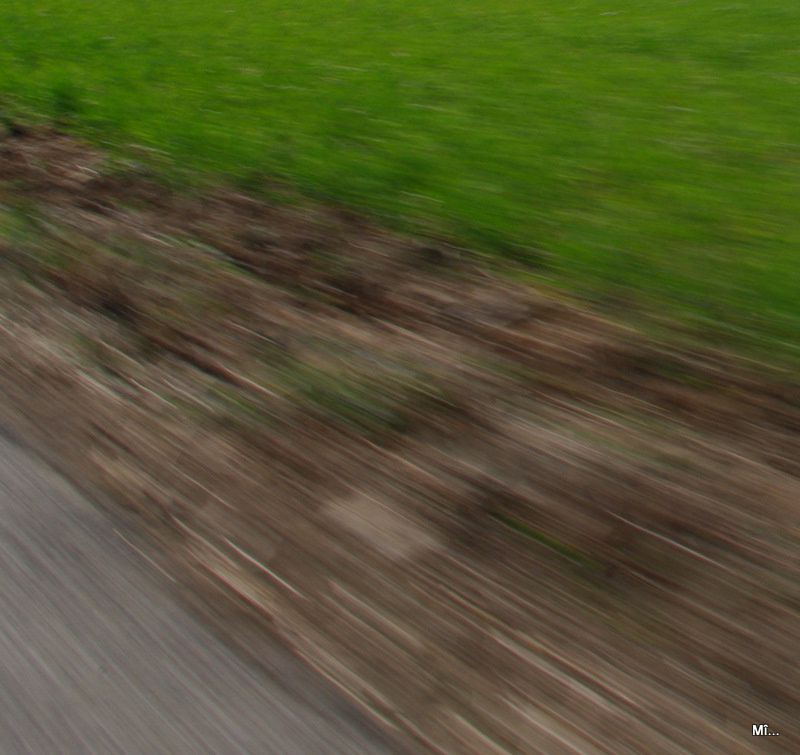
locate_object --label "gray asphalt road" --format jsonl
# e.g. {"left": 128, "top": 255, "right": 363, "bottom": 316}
{"left": 0, "top": 431, "right": 397, "bottom": 754}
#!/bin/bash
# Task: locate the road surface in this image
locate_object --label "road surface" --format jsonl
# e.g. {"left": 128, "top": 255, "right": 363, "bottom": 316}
{"left": 0, "top": 431, "right": 398, "bottom": 754}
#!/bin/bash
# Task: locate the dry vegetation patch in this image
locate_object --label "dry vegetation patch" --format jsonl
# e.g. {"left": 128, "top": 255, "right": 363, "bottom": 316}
{"left": 0, "top": 129, "right": 797, "bottom": 753}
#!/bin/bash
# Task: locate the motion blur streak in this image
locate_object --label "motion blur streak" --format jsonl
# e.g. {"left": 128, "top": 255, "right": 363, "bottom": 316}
{"left": 0, "top": 432, "right": 397, "bottom": 754}
{"left": 0, "top": 132, "right": 797, "bottom": 753}
{"left": 1, "top": 0, "right": 800, "bottom": 743}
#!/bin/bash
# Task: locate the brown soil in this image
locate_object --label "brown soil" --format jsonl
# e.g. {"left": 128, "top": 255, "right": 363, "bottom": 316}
{"left": 0, "top": 127, "right": 798, "bottom": 753}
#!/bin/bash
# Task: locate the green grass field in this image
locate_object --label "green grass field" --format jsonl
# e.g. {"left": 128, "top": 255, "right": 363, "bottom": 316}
{"left": 1, "top": 1, "right": 798, "bottom": 358}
